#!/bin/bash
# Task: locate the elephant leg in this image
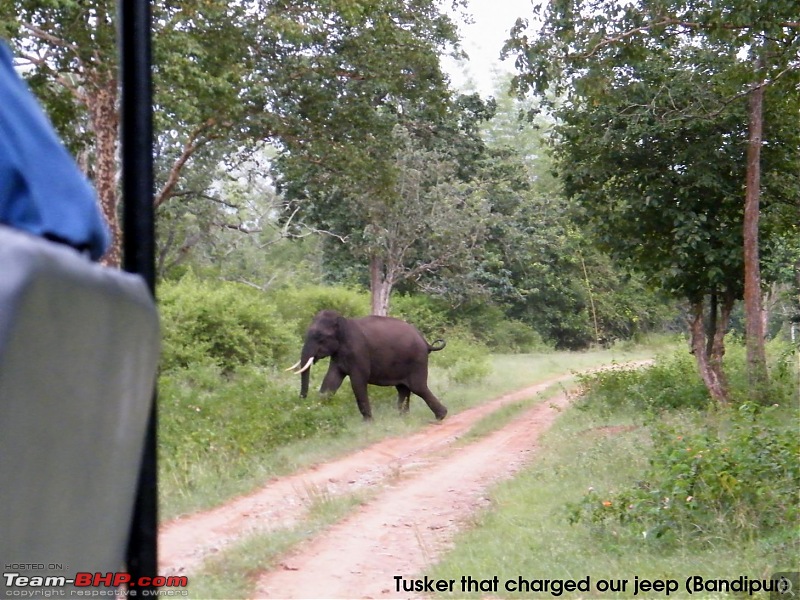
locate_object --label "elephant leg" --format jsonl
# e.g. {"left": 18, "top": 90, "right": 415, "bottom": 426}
{"left": 319, "top": 366, "right": 345, "bottom": 395}
{"left": 412, "top": 384, "right": 447, "bottom": 421}
{"left": 349, "top": 372, "right": 372, "bottom": 421}
{"left": 396, "top": 384, "right": 411, "bottom": 414}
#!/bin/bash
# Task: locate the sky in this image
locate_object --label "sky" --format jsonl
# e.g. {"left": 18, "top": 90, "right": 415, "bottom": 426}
{"left": 442, "top": 0, "right": 539, "bottom": 98}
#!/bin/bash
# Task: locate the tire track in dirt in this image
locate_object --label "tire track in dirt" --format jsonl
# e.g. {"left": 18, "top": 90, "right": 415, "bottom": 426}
{"left": 252, "top": 361, "right": 651, "bottom": 599}
{"left": 159, "top": 360, "right": 652, "bottom": 590}
{"left": 253, "top": 388, "right": 575, "bottom": 599}
{"left": 159, "top": 373, "right": 578, "bottom": 577}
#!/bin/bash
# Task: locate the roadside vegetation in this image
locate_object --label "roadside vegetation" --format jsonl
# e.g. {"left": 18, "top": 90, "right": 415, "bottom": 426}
{"left": 426, "top": 341, "right": 799, "bottom": 598}
{"left": 8, "top": 3, "right": 796, "bottom": 595}
{"left": 157, "top": 274, "right": 662, "bottom": 520}
{"left": 168, "top": 347, "right": 663, "bottom": 600}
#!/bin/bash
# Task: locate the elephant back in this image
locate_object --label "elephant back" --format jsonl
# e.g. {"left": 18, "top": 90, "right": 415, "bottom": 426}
{"left": 354, "top": 316, "right": 430, "bottom": 356}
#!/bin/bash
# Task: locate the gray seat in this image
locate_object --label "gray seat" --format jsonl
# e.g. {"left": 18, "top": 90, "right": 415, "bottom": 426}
{"left": 0, "top": 225, "right": 160, "bottom": 594}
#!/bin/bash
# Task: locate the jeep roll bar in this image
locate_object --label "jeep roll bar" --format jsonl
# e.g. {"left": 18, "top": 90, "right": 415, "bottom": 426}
{"left": 119, "top": 0, "right": 158, "bottom": 583}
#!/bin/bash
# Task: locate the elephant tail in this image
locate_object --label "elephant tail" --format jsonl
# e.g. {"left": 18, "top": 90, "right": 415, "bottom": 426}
{"left": 427, "top": 339, "right": 446, "bottom": 353}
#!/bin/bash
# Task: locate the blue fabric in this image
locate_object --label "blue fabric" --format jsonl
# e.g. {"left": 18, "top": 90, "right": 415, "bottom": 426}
{"left": 0, "top": 41, "right": 109, "bottom": 260}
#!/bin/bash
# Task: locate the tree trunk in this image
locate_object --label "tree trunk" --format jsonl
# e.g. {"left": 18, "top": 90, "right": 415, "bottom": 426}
{"left": 743, "top": 72, "right": 768, "bottom": 396}
{"left": 87, "top": 76, "right": 121, "bottom": 267}
{"left": 706, "top": 292, "right": 717, "bottom": 358}
{"left": 689, "top": 300, "right": 728, "bottom": 404}
{"left": 369, "top": 255, "right": 392, "bottom": 316}
{"left": 708, "top": 293, "right": 734, "bottom": 397}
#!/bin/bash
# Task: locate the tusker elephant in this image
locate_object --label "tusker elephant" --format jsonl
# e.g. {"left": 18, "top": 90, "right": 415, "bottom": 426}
{"left": 286, "top": 310, "right": 448, "bottom": 421}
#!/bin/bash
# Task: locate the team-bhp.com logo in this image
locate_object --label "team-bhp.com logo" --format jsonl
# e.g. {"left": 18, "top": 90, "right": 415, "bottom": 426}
{"left": 4, "top": 571, "right": 188, "bottom": 593}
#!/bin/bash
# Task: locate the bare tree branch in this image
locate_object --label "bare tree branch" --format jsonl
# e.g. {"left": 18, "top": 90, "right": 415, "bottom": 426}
{"left": 582, "top": 16, "right": 800, "bottom": 60}
{"left": 223, "top": 276, "right": 278, "bottom": 291}
{"left": 20, "top": 22, "right": 81, "bottom": 54}
{"left": 282, "top": 212, "right": 350, "bottom": 243}
{"left": 155, "top": 118, "right": 217, "bottom": 208}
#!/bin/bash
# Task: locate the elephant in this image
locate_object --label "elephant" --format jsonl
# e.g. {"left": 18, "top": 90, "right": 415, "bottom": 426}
{"left": 286, "top": 310, "right": 448, "bottom": 421}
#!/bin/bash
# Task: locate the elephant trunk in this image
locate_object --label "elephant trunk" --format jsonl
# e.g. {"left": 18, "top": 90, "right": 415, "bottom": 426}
{"left": 299, "top": 342, "right": 314, "bottom": 398}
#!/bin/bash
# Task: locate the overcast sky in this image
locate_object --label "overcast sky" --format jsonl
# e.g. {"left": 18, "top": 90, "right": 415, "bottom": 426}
{"left": 442, "top": 0, "right": 539, "bottom": 98}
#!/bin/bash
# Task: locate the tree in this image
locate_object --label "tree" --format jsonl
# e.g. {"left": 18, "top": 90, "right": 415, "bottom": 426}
{"left": 275, "top": 90, "right": 497, "bottom": 315}
{"left": 505, "top": 0, "right": 800, "bottom": 400}
{"left": 1, "top": 0, "right": 267, "bottom": 265}
{"left": 363, "top": 126, "right": 491, "bottom": 315}
{"left": 277, "top": 116, "right": 493, "bottom": 317}
{"left": 154, "top": 148, "right": 301, "bottom": 283}
{"left": 1, "top": 0, "right": 466, "bottom": 268}
{"left": 472, "top": 78, "right": 675, "bottom": 349}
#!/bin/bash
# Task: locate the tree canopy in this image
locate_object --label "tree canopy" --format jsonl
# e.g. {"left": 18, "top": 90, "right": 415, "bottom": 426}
{"left": 0, "top": 0, "right": 467, "bottom": 266}
{"left": 4, "top": 0, "right": 739, "bottom": 353}
{"left": 505, "top": 0, "right": 800, "bottom": 399}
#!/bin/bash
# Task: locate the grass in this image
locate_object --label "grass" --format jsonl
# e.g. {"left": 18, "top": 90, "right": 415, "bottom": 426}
{"left": 425, "top": 346, "right": 799, "bottom": 599}
{"left": 159, "top": 343, "right": 659, "bottom": 522}
{"left": 183, "top": 490, "right": 371, "bottom": 599}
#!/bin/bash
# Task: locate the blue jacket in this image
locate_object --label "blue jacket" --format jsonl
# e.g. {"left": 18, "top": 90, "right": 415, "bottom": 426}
{"left": 0, "top": 41, "right": 109, "bottom": 261}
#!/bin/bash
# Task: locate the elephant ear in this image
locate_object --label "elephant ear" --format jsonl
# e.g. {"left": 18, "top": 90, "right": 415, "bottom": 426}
{"left": 335, "top": 315, "right": 349, "bottom": 342}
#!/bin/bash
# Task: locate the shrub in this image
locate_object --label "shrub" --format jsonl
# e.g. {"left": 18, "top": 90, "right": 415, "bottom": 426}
{"left": 481, "top": 319, "right": 551, "bottom": 353}
{"left": 270, "top": 285, "right": 370, "bottom": 336}
{"left": 569, "top": 345, "right": 799, "bottom": 546}
{"left": 569, "top": 403, "right": 799, "bottom": 544}
{"left": 390, "top": 293, "right": 452, "bottom": 338}
{"left": 159, "top": 274, "right": 296, "bottom": 373}
{"left": 429, "top": 328, "right": 492, "bottom": 384}
{"left": 443, "top": 302, "right": 551, "bottom": 353}
{"left": 576, "top": 350, "right": 711, "bottom": 413}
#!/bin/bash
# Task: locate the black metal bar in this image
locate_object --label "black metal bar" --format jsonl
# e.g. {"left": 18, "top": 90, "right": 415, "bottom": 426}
{"left": 119, "top": 0, "right": 155, "bottom": 291}
{"left": 119, "top": 0, "right": 158, "bottom": 583}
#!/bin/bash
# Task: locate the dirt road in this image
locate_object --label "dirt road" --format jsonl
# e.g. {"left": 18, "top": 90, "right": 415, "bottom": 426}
{"left": 159, "top": 363, "right": 648, "bottom": 598}
{"left": 254, "top": 385, "right": 573, "bottom": 599}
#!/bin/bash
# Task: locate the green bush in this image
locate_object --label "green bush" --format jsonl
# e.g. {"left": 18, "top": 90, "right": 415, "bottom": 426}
{"left": 481, "top": 318, "right": 551, "bottom": 353}
{"left": 390, "top": 293, "right": 452, "bottom": 338}
{"left": 429, "top": 328, "right": 492, "bottom": 384}
{"left": 443, "top": 302, "right": 551, "bottom": 353}
{"left": 569, "top": 404, "right": 799, "bottom": 543}
{"left": 569, "top": 344, "right": 799, "bottom": 546}
{"left": 576, "top": 338, "right": 797, "bottom": 413}
{"left": 270, "top": 285, "right": 370, "bottom": 335}
{"left": 576, "top": 350, "right": 710, "bottom": 413}
{"left": 159, "top": 274, "right": 296, "bottom": 373}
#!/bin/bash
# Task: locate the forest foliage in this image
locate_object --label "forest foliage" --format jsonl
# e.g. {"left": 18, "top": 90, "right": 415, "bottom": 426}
{"left": 2, "top": 0, "right": 797, "bottom": 376}
{"left": 4, "top": 3, "right": 796, "bottom": 566}
{"left": 1, "top": 0, "right": 691, "bottom": 352}
{"left": 504, "top": 0, "right": 800, "bottom": 399}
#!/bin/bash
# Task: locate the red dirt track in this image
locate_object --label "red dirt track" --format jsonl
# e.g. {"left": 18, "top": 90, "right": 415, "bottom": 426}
{"left": 158, "top": 362, "right": 650, "bottom": 599}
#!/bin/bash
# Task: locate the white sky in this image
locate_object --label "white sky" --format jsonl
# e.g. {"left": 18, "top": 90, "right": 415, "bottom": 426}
{"left": 442, "top": 0, "right": 540, "bottom": 98}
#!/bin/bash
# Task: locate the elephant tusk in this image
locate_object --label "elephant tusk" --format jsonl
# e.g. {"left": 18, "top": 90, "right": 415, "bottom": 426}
{"left": 285, "top": 360, "right": 301, "bottom": 372}
{"left": 293, "top": 356, "right": 315, "bottom": 374}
